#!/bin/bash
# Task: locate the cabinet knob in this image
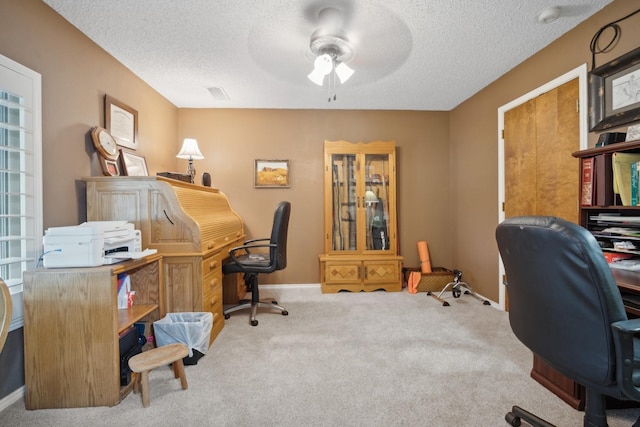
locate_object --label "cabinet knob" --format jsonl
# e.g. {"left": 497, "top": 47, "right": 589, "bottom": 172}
{"left": 209, "top": 261, "right": 218, "bottom": 270}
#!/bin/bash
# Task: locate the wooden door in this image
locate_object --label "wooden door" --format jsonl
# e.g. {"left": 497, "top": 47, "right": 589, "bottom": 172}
{"left": 504, "top": 78, "right": 579, "bottom": 222}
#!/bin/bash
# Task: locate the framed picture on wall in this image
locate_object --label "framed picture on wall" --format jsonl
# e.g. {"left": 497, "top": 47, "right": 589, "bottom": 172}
{"left": 589, "top": 46, "right": 640, "bottom": 131}
{"left": 254, "top": 159, "right": 290, "bottom": 188}
{"left": 105, "top": 95, "right": 138, "bottom": 150}
{"left": 120, "top": 150, "right": 148, "bottom": 176}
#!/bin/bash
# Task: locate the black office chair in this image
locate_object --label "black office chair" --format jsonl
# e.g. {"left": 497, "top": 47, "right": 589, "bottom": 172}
{"left": 495, "top": 216, "right": 640, "bottom": 427}
{"left": 222, "top": 201, "right": 290, "bottom": 326}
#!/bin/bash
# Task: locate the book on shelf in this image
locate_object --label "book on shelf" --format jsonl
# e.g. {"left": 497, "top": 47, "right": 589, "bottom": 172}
{"left": 612, "top": 152, "right": 640, "bottom": 206}
{"left": 634, "top": 161, "right": 638, "bottom": 206}
{"left": 580, "top": 157, "right": 594, "bottom": 206}
{"left": 595, "top": 153, "right": 614, "bottom": 206}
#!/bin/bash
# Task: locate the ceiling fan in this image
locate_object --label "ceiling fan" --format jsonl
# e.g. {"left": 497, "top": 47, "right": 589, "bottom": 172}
{"left": 306, "top": 7, "right": 356, "bottom": 99}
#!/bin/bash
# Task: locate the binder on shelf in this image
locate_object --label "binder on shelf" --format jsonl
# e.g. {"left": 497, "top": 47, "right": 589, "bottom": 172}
{"left": 581, "top": 157, "right": 594, "bottom": 206}
{"left": 612, "top": 152, "right": 640, "bottom": 206}
{"left": 633, "top": 161, "right": 637, "bottom": 206}
{"left": 595, "top": 153, "right": 614, "bottom": 206}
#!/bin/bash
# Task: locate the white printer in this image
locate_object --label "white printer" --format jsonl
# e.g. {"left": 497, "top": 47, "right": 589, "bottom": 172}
{"left": 42, "top": 221, "right": 143, "bottom": 268}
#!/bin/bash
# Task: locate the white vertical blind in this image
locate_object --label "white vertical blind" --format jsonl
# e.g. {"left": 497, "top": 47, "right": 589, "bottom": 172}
{"left": 0, "top": 54, "right": 42, "bottom": 313}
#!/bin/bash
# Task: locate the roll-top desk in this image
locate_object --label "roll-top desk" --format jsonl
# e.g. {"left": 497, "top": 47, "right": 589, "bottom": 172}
{"left": 83, "top": 176, "right": 245, "bottom": 345}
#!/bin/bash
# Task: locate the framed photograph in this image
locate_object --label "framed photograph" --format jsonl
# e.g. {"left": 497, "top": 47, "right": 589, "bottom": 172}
{"left": 105, "top": 95, "right": 138, "bottom": 150}
{"left": 589, "top": 46, "right": 640, "bottom": 131}
{"left": 254, "top": 159, "right": 290, "bottom": 188}
{"left": 627, "top": 124, "right": 640, "bottom": 142}
{"left": 120, "top": 150, "right": 148, "bottom": 176}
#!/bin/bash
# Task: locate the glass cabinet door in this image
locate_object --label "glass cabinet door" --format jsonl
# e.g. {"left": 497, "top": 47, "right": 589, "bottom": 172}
{"left": 330, "top": 153, "right": 357, "bottom": 251}
{"left": 364, "top": 153, "right": 390, "bottom": 251}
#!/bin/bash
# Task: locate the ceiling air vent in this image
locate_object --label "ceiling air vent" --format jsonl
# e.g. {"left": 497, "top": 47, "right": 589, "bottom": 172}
{"left": 207, "top": 86, "right": 230, "bottom": 101}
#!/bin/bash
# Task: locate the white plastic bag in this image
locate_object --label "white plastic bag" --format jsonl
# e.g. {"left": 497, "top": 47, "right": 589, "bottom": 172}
{"left": 153, "top": 312, "right": 213, "bottom": 357}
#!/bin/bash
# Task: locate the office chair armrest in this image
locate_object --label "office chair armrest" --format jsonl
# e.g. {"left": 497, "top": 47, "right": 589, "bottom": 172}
{"left": 611, "top": 318, "right": 640, "bottom": 401}
{"left": 228, "top": 242, "right": 277, "bottom": 263}
{"left": 243, "top": 237, "right": 270, "bottom": 245}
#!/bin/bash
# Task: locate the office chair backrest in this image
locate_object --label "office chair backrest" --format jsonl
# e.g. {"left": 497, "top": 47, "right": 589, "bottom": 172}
{"left": 270, "top": 201, "right": 291, "bottom": 271}
{"left": 495, "top": 216, "right": 627, "bottom": 390}
{"left": 0, "top": 278, "right": 12, "bottom": 352}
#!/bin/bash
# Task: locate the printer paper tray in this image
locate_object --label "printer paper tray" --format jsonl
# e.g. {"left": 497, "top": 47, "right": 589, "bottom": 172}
{"left": 104, "top": 248, "right": 158, "bottom": 264}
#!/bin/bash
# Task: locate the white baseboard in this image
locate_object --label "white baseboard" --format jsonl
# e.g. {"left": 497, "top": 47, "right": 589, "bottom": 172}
{"left": 260, "top": 283, "right": 321, "bottom": 290}
{"left": 0, "top": 386, "right": 24, "bottom": 412}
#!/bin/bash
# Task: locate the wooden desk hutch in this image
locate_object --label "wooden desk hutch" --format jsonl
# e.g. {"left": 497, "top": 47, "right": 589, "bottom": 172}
{"left": 83, "top": 176, "right": 245, "bottom": 345}
{"left": 532, "top": 139, "right": 640, "bottom": 411}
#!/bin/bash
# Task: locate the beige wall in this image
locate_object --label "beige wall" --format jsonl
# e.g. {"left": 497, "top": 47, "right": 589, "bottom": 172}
{"left": 178, "top": 109, "right": 451, "bottom": 284}
{"left": 0, "top": 0, "right": 179, "bottom": 229}
{"left": 2, "top": 0, "right": 639, "bottom": 295}
{"left": 450, "top": 0, "right": 640, "bottom": 301}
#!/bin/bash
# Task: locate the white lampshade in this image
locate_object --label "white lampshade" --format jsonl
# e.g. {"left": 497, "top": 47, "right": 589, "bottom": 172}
{"left": 335, "top": 62, "right": 354, "bottom": 84}
{"left": 365, "top": 190, "right": 378, "bottom": 204}
{"left": 176, "top": 138, "right": 204, "bottom": 160}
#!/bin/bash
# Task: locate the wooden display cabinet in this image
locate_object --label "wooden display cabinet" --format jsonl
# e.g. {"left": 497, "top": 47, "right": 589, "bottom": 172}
{"left": 23, "top": 254, "right": 164, "bottom": 409}
{"left": 319, "top": 140, "right": 403, "bottom": 292}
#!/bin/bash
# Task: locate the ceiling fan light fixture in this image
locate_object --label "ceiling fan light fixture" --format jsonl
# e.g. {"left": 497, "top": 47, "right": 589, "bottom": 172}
{"left": 308, "top": 54, "right": 333, "bottom": 85}
{"left": 308, "top": 68, "right": 327, "bottom": 85}
{"left": 335, "top": 62, "right": 354, "bottom": 84}
{"left": 307, "top": 7, "right": 355, "bottom": 100}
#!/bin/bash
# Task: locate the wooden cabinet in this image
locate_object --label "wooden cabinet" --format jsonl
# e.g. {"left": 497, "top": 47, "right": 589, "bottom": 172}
{"left": 319, "top": 140, "right": 402, "bottom": 292}
{"left": 23, "top": 254, "right": 164, "bottom": 409}
{"left": 83, "top": 176, "right": 244, "bottom": 345}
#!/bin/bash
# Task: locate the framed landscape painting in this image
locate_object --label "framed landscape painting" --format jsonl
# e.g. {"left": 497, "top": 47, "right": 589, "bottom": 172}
{"left": 254, "top": 159, "right": 289, "bottom": 188}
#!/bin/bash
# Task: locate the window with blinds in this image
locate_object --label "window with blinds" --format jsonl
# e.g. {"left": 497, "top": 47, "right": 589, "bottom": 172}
{"left": 0, "top": 55, "right": 42, "bottom": 298}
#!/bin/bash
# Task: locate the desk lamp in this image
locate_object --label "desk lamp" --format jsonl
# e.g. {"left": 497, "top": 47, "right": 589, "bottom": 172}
{"left": 176, "top": 138, "right": 204, "bottom": 184}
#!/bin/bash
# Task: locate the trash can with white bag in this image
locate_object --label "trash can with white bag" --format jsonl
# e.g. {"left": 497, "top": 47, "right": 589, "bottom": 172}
{"left": 153, "top": 312, "right": 213, "bottom": 365}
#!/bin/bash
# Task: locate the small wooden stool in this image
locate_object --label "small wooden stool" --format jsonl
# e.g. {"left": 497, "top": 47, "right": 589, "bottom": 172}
{"left": 128, "top": 342, "right": 190, "bottom": 407}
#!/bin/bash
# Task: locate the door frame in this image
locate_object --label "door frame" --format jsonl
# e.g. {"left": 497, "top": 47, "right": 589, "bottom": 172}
{"left": 496, "top": 63, "right": 588, "bottom": 310}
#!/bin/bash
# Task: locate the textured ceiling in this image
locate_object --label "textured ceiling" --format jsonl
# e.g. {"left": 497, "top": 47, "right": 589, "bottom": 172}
{"left": 43, "top": 0, "right": 612, "bottom": 110}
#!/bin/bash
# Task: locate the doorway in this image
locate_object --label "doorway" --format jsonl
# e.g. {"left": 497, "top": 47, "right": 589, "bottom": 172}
{"left": 497, "top": 64, "right": 589, "bottom": 309}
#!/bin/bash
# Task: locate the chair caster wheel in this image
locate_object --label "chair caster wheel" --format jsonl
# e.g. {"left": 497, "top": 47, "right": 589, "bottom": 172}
{"left": 453, "top": 288, "right": 461, "bottom": 298}
{"left": 224, "top": 313, "right": 230, "bottom": 319}
{"left": 483, "top": 300, "right": 491, "bottom": 305}
{"left": 281, "top": 310, "right": 288, "bottom": 316}
{"left": 251, "top": 319, "right": 258, "bottom": 326}
{"left": 442, "top": 301, "right": 450, "bottom": 307}
{"left": 271, "top": 300, "right": 278, "bottom": 304}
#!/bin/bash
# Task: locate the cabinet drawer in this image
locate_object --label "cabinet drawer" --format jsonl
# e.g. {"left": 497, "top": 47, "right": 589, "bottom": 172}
{"left": 202, "top": 272, "right": 221, "bottom": 296}
{"left": 323, "top": 261, "right": 361, "bottom": 284}
{"left": 202, "top": 252, "right": 223, "bottom": 276}
{"left": 203, "top": 289, "right": 223, "bottom": 315}
{"left": 363, "top": 260, "right": 400, "bottom": 283}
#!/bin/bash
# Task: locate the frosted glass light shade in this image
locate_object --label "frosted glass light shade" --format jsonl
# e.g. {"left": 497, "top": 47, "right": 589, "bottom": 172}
{"left": 335, "top": 62, "right": 354, "bottom": 84}
{"left": 308, "top": 54, "right": 333, "bottom": 86}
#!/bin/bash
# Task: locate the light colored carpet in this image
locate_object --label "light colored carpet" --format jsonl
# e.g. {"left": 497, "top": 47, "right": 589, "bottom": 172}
{"left": 2, "top": 286, "right": 640, "bottom": 426}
